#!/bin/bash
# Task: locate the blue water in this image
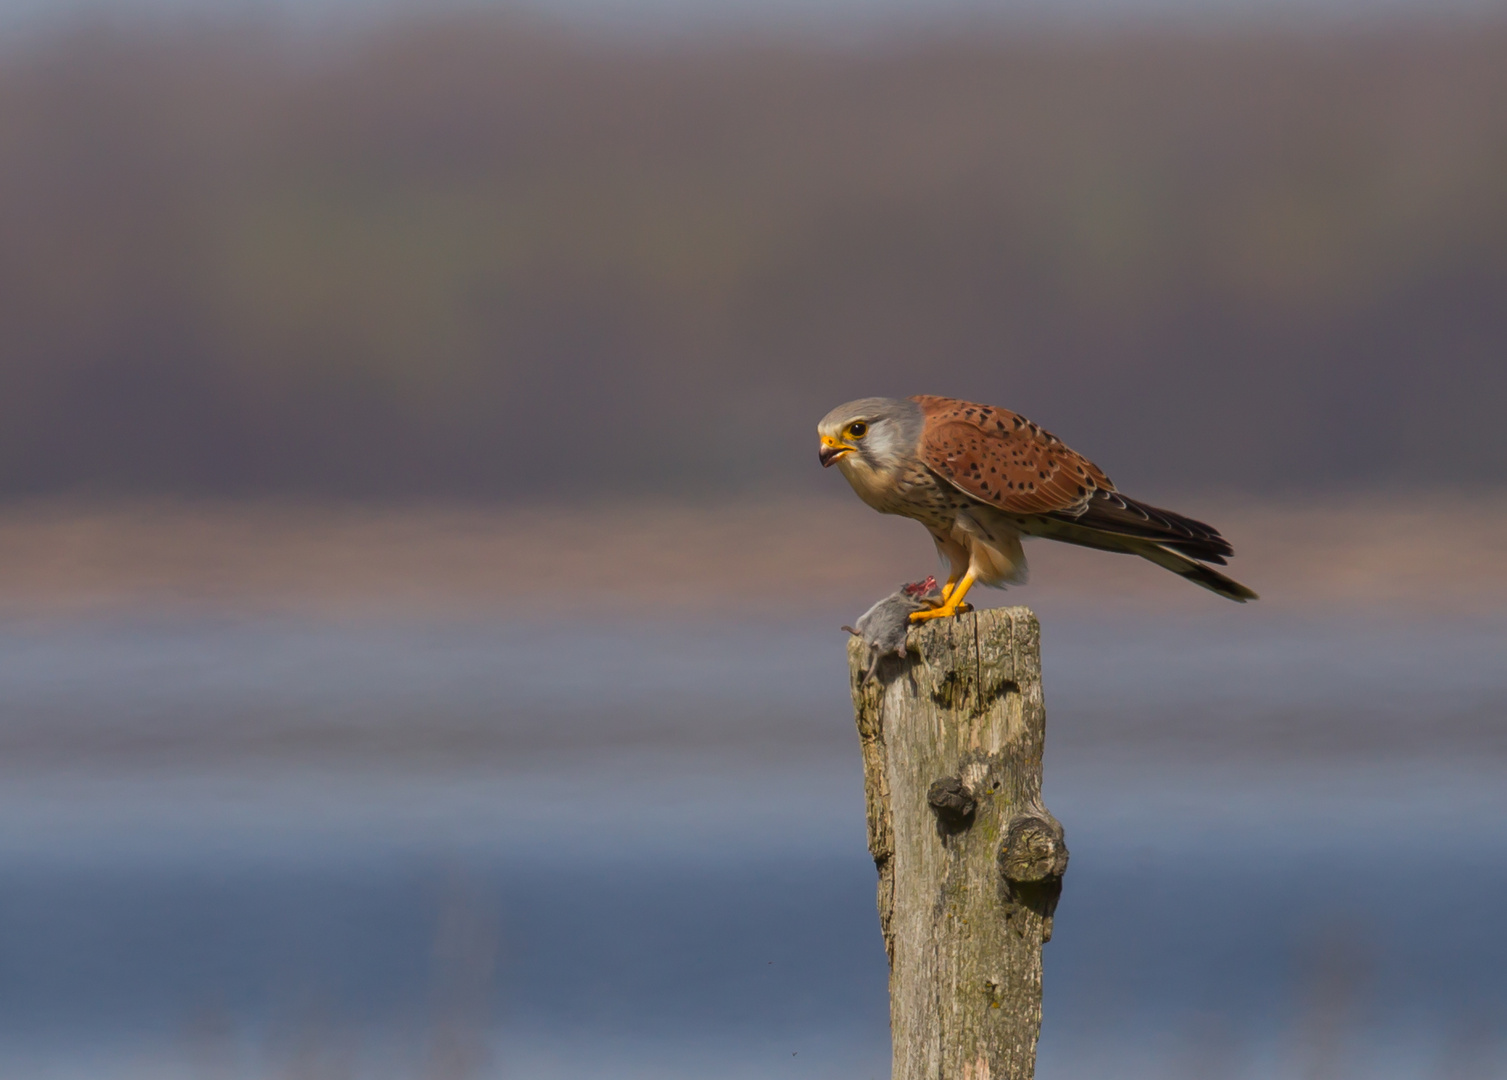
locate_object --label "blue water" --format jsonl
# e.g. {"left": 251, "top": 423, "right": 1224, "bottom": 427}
{"left": 0, "top": 611, "right": 1503, "bottom": 1078}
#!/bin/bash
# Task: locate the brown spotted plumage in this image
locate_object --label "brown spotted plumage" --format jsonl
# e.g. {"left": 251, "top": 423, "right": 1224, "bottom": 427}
{"left": 818, "top": 395, "right": 1256, "bottom": 619}
{"left": 912, "top": 395, "right": 1113, "bottom": 515}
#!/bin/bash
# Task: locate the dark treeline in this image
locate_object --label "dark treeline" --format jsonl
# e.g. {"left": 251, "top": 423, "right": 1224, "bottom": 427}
{"left": 1, "top": 16, "right": 1504, "bottom": 499}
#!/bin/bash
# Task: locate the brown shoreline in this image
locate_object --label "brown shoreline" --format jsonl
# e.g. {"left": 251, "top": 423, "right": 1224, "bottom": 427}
{"left": 0, "top": 493, "right": 1503, "bottom": 619}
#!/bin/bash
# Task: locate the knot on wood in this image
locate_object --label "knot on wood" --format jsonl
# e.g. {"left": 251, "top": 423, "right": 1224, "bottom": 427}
{"left": 926, "top": 776, "right": 976, "bottom": 830}
{"left": 999, "top": 815, "right": 1068, "bottom": 937}
{"left": 998, "top": 815, "right": 1069, "bottom": 884}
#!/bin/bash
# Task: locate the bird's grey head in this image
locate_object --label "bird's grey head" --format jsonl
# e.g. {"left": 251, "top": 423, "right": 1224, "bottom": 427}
{"left": 817, "top": 397, "right": 923, "bottom": 472}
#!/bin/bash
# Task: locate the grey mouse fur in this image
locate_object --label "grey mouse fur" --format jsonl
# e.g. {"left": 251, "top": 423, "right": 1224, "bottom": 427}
{"left": 843, "top": 576, "right": 942, "bottom": 682}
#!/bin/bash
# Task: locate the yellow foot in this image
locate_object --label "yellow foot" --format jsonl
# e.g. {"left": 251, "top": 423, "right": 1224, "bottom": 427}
{"left": 910, "top": 600, "right": 974, "bottom": 623}
{"left": 919, "top": 577, "right": 961, "bottom": 610}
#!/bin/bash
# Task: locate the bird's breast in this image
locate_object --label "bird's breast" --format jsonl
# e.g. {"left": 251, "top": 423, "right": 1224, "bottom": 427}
{"left": 839, "top": 457, "right": 957, "bottom": 527}
{"left": 835, "top": 457, "right": 898, "bottom": 512}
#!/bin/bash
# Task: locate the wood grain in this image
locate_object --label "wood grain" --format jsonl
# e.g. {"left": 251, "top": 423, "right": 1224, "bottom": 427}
{"left": 850, "top": 606, "right": 1065, "bottom": 1080}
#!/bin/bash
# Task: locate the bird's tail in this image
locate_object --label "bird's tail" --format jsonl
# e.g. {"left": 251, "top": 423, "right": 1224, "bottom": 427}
{"left": 1127, "top": 540, "right": 1259, "bottom": 603}
{"left": 1022, "top": 508, "right": 1258, "bottom": 603}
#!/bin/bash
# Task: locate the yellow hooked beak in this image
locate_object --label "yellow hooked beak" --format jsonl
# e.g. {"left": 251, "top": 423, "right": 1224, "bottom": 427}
{"left": 819, "top": 434, "right": 855, "bottom": 468}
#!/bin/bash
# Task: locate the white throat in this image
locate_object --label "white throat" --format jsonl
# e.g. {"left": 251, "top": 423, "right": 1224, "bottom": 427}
{"left": 837, "top": 453, "right": 901, "bottom": 512}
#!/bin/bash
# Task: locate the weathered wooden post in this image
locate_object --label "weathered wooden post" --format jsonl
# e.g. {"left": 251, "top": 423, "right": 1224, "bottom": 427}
{"left": 849, "top": 605, "right": 1067, "bottom": 1080}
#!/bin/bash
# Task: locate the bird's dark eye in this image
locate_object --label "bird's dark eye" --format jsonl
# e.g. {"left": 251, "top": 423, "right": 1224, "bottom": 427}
{"left": 848, "top": 421, "right": 868, "bottom": 438}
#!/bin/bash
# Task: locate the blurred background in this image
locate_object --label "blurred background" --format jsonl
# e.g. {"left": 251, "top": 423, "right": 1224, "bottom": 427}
{"left": 0, "top": 0, "right": 1505, "bottom": 1076}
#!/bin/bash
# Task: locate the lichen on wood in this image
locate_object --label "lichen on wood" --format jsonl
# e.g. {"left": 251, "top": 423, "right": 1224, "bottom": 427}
{"left": 849, "top": 605, "right": 1064, "bottom": 1080}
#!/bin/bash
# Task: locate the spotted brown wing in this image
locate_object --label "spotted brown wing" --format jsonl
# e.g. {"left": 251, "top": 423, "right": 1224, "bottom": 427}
{"left": 911, "top": 395, "right": 1114, "bottom": 515}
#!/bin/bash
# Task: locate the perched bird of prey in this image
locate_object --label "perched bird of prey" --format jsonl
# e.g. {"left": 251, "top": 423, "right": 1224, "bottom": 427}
{"left": 818, "top": 395, "right": 1256, "bottom": 621}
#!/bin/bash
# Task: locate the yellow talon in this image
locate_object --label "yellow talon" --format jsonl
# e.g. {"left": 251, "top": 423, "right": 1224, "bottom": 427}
{"left": 910, "top": 571, "right": 977, "bottom": 622}
{"left": 911, "top": 602, "right": 973, "bottom": 623}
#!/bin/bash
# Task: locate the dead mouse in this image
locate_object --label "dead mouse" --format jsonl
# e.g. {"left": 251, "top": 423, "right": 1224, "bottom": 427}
{"left": 843, "top": 576, "right": 942, "bottom": 682}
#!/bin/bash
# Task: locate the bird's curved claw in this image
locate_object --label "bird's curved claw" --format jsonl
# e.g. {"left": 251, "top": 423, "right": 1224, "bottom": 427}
{"left": 910, "top": 600, "right": 973, "bottom": 623}
{"left": 911, "top": 571, "right": 976, "bottom": 621}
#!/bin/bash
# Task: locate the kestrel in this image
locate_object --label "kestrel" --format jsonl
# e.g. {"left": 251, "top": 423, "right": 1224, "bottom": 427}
{"left": 819, "top": 395, "right": 1256, "bottom": 621}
